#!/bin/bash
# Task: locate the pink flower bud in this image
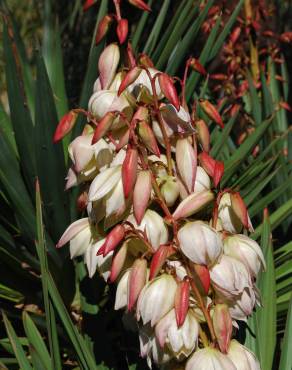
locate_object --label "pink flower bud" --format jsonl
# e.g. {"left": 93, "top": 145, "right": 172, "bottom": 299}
{"left": 230, "top": 192, "right": 249, "bottom": 229}
{"left": 176, "top": 138, "right": 197, "bottom": 193}
{"left": 109, "top": 242, "right": 128, "bottom": 282}
{"left": 175, "top": 279, "right": 190, "bottom": 327}
{"left": 122, "top": 146, "right": 138, "bottom": 198}
{"left": 149, "top": 245, "right": 176, "bottom": 280}
{"left": 53, "top": 111, "right": 77, "bottom": 143}
{"left": 199, "top": 99, "right": 224, "bottom": 128}
{"left": 133, "top": 170, "right": 152, "bottom": 225}
{"left": 138, "top": 121, "right": 160, "bottom": 156}
{"left": 213, "top": 161, "right": 224, "bottom": 187}
{"left": 117, "top": 19, "right": 128, "bottom": 44}
{"left": 99, "top": 224, "right": 125, "bottom": 256}
{"left": 129, "top": 0, "right": 151, "bottom": 12}
{"left": 199, "top": 151, "right": 215, "bottom": 177}
{"left": 138, "top": 53, "right": 154, "bottom": 68}
{"left": 92, "top": 112, "right": 116, "bottom": 144}
{"left": 116, "top": 129, "right": 130, "bottom": 150}
{"left": 178, "top": 221, "right": 222, "bottom": 266}
{"left": 173, "top": 190, "right": 214, "bottom": 220}
{"left": 196, "top": 119, "right": 210, "bottom": 152}
{"left": 95, "top": 15, "right": 113, "bottom": 45}
{"left": 213, "top": 304, "right": 233, "bottom": 353}
{"left": 118, "top": 67, "right": 142, "bottom": 96}
{"left": 158, "top": 73, "right": 180, "bottom": 111}
{"left": 189, "top": 58, "right": 206, "bottom": 75}
{"left": 83, "top": 0, "right": 95, "bottom": 11}
{"left": 56, "top": 218, "right": 89, "bottom": 248}
{"left": 98, "top": 44, "right": 120, "bottom": 89}
{"left": 128, "top": 258, "right": 147, "bottom": 311}
{"left": 133, "top": 106, "right": 149, "bottom": 122}
{"left": 194, "top": 264, "right": 210, "bottom": 294}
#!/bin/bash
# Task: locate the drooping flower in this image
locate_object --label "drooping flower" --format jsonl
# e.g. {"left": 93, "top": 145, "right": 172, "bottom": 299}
{"left": 186, "top": 347, "right": 236, "bottom": 370}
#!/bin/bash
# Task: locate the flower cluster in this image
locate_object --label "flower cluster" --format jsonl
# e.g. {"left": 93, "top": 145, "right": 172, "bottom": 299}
{"left": 55, "top": 43, "right": 264, "bottom": 369}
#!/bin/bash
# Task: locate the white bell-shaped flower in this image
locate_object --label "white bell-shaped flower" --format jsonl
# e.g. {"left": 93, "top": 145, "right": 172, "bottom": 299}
{"left": 178, "top": 221, "right": 222, "bottom": 266}
{"left": 155, "top": 309, "right": 199, "bottom": 359}
{"left": 137, "top": 274, "right": 177, "bottom": 326}
{"left": 84, "top": 238, "right": 113, "bottom": 280}
{"left": 186, "top": 347, "right": 236, "bottom": 370}
{"left": 229, "top": 287, "right": 256, "bottom": 321}
{"left": 224, "top": 234, "right": 266, "bottom": 278}
{"left": 227, "top": 340, "right": 260, "bottom": 370}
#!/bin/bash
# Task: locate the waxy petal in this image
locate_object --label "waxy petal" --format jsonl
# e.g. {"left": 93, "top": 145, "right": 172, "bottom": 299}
{"left": 196, "top": 119, "right": 210, "bottom": 153}
{"left": 128, "top": 258, "right": 147, "bottom": 311}
{"left": 117, "top": 18, "right": 128, "bottom": 44}
{"left": 213, "top": 304, "right": 233, "bottom": 353}
{"left": 122, "top": 146, "right": 138, "bottom": 198}
{"left": 230, "top": 192, "right": 249, "bottom": 229}
{"left": 88, "top": 166, "right": 121, "bottom": 201}
{"left": 138, "top": 121, "right": 160, "bottom": 156}
{"left": 133, "top": 170, "right": 152, "bottom": 225}
{"left": 176, "top": 138, "right": 197, "bottom": 193}
{"left": 109, "top": 242, "right": 128, "bottom": 282}
{"left": 175, "top": 279, "right": 190, "bottom": 327}
{"left": 194, "top": 264, "right": 210, "bottom": 294}
{"left": 149, "top": 245, "right": 176, "bottom": 280}
{"left": 92, "top": 112, "right": 116, "bottom": 144}
{"left": 159, "top": 74, "right": 180, "bottom": 111}
{"left": 98, "top": 44, "right": 120, "bottom": 89}
{"left": 100, "top": 224, "right": 126, "bottom": 257}
{"left": 118, "top": 67, "right": 142, "bottom": 96}
{"left": 56, "top": 218, "right": 89, "bottom": 248}
{"left": 173, "top": 190, "right": 214, "bottom": 220}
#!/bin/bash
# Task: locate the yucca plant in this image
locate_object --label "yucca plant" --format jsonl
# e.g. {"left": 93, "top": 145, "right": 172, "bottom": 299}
{"left": 0, "top": 0, "right": 291, "bottom": 369}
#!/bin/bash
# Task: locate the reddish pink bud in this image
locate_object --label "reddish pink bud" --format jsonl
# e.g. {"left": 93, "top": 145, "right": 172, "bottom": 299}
{"left": 213, "top": 304, "right": 233, "bottom": 353}
{"left": 138, "top": 53, "right": 154, "bottom": 68}
{"left": 279, "top": 101, "right": 292, "bottom": 112}
{"left": 128, "top": 0, "right": 151, "bottom": 12}
{"left": 133, "top": 170, "right": 152, "bottom": 225}
{"left": 83, "top": 0, "right": 96, "bottom": 11}
{"left": 194, "top": 264, "right": 210, "bottom": 294}
{"left": 118, "top": 67, "right": 142, "bottom": 96}
{"left": 174, "top": 279, "right": 190, "bottom": 327}
{"left": 116, "top": 129, "right": 130, "bottom": 150}
{"left": 196, "top": 119, "right": 210, "bottom": 152}
{"left": 149, "top": 245, "right": 176, "bottom": 280}
{"left": 122, "top": 146, "right": 138, "bottom": 198}
{"left": 117, "top": 19, "right": 128, "bottom": 44}
{"left": 199, "top": 151, "right": 216, "bottom": 177}
{"left": 213, "top": 161, "right": 224, "bottom": 187}
{"left": 128, "top": 258, "right": 147, "bottom": 311}
{"left": 189, "top": 58, "right": 206, "bottom": 75}
{"left": 158, "top": 73, "right": 180, "bottom": 111}
{"left": 92, "top": 112, "right": 116, "bottom": 144}
{"left": 230, "top": 192, "right": 249, "bottom": 229}
{"left": 230, "top": 104, "right": 240, "bottom": 117}
{"left": 109, "top": 242, "right": 128, "bottom": 283}
{"left": 279, "top": 31, "right": 292, "bottom": 43}
{"left": 172, "top": 190, "right": 214, "bottom": 220}
{"left": 199, "top": 99, "right": 224, "bottom": 128}
{"left": 95, "top": 15, "right": 113, "bottom": 45}
{"left": 99, "top": 224, "right": 125, "bottom": 256}
{"left": 230, "top": 26, "right": 241, "bottom": 43}
{"left": 138, "top": 121, "right": 160, "bottom": 156}
{"left": 53, "top": 111, "right": 77, "bottom": 143}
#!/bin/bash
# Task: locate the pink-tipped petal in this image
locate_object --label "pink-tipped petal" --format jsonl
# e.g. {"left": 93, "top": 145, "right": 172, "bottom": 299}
{"left": 194, "top": 264, "right": 210, "bottom": 294}
{"left": 102, "top": 224, "right": 126, "bottom": 256}
{"left": 199, "top": 151, "right": 215, "bottom": 177}
{"left": 149, "top": 245, "right": 176, "bottom": 280}
{"left": 213, "top": 161, "right": 224, "bottom": 187}
{"left": 109, "top": 242, "right": 128, "bottom": 283}
{"left": 53, "top": 111, "right": 77, "bottom": 143}
{"left": 230, "top": 192, "right": 249, "bottom": 229}
{"left": 128, "top": 258, "right": 147, "bottom": 311}
{"left": 174, "top": 279, "right": 190, "bottom": 327}
{"left": 158, "top": 73, "right": 180, "bottom": 111}
{"left": 92, "top": 112, "right": 116, "bottom": 144}
{"left": 138, "top": 121, "right": 160, "bottom": 156}
{"left": 56, "top": 218, "right": 89, "bottom": 248}
{"left": 172, "top": 190, "right": 214, "bottom": 220}
{"left": 213, "top": 304, "right": 233, "bottom": 353}
{"left": 118, "top": 67, "right": 142, "bottom": 96}
{"left": 196, "top": 119, "right": 210, "bottom": 153}
{"left": 98, "top": 44, "right": 120, "bottom": 89}
{"left": 176, "top": 138, "right": 197, "bottom": 193}
{"left": 133, "top": 170, "right": 152, "bottom": 225}
{"left": 199, "top": 99, "right": 224, "bottom": 128}
{"left": 122, "top": 146, "right": 138, "bottom": 198}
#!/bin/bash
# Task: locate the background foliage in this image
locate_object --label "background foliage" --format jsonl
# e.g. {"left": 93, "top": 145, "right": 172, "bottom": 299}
{"left": 0, "top": 0, "right": 291, "bottom": 369}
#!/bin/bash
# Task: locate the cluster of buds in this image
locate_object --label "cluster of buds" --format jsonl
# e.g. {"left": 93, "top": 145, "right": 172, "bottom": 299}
{"left": 55, "top": 42, "right": 264, "bottom": 369}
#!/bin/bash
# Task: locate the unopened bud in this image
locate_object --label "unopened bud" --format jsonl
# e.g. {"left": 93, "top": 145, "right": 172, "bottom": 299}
{"left": 194, "top": 264, "right": 210, "bottom": 294}
{"left": 173, "top": 190, "right": 214, "bottom": 220}
{"left": 175, "top": 279, "right": 190, "bottom": 327}
{"left": 213, "top": 304, "right": 233, "bottom": 353}
{"left": 92, "top": 112, "right": 116, "bottom": 144}
{"left": 128, "top": 258, "right": 147, "bottom": 311}
{"left": 128, "top": 0, "right": 151, "bottom": 12}
{"left": 149, "top": 244, "right": 176, "bottom": 280}
{"left": 117, "top": 18, "right": 128, "bottom": 44}
{"left": 199, "top": 99, "right": 224, "bottom": 128}
{"left": 138, "top": 121, "right": 160, "bottom": 156}
{"left": 95, "top": 15, "right": 113, "bottom": 44}
{"left": 176, "top": 138, "right": 197, "bottom": 193}
{"left": 189, "top": 58, "right": 206, "bottom": 75}
{"left": 109, "top": 242, "right": 128, "bottom": 282}
{"left": 99, "top": 224, "right": 125, "bottom": 256}
{"left": 53, "top": 111, "right": 77, "bottom": 143}
{"left": 133, "top": 170, "right": 152, "bottom": 225}
{"left": 122, "top": 146, "right": 138, "bottom": 198}
{"left": 98, "top": 43, "right": 120, "bottom": 89}
{"left": 196, "top": 119, "right": 210, "bottom": 153}
{"left": 230, "top": 192, "right": 248, "bottom": 229}
{"left": 159, "top": 73, "right": 180, "bottom": 111}
{"left": 118, "top": 67, "right": 142, "bottom": 96}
